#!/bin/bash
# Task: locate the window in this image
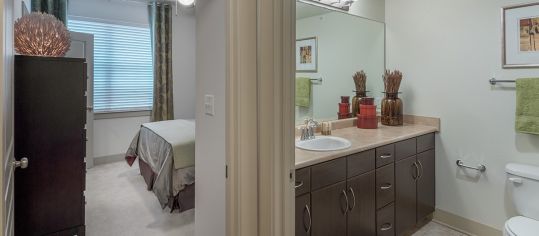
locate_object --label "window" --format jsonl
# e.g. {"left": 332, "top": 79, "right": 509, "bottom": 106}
{"left": 69, "top": 19, "right": 153, "bottom": 113}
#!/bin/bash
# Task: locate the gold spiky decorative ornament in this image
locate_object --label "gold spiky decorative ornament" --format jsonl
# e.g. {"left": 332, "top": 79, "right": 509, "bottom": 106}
{"left": 14, "top": 12, "right": 71, "bottom": 57}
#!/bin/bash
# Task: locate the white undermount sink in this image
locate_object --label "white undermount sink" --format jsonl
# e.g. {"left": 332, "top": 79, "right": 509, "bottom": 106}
{"left": 296, "top": 136, "right": 352, "bottom": 152}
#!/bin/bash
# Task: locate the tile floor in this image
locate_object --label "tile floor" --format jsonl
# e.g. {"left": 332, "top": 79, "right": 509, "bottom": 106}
{"left": 86, "top": 161, "right": 466, "bottom": 236}
{"left": 413, "top": 221, "right": 469, "bottom": 236}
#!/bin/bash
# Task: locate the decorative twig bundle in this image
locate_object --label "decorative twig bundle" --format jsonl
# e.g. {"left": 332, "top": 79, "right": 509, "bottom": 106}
{"left": 14, "top": 12, "right": 71, "bottom": 57}
{"left": 353, "top": 70, "right": 367, "bottom": 92}
{"left": 383, "top": 70, "right": 403, "bottom": 94}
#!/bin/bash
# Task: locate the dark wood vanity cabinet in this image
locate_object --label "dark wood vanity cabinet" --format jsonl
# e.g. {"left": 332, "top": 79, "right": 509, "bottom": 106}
{"left": 395, "top": 134, "right": 436, "bottom": 236}
{"left": 296, "top": 193, "right": 311, "bottom": 236}
{"left": 295, "top": 132, "right": 436, "bottom": 236}
{"left": 347, "top": 171, "right": 376, "bottom": 236}
{"left": 311, "top": 181, "right": 348, "bottom": 236}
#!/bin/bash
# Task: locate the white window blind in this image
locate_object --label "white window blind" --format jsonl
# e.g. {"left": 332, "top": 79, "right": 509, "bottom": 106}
{"left": 69, "top": 19, "right": 153, "bottom": 113}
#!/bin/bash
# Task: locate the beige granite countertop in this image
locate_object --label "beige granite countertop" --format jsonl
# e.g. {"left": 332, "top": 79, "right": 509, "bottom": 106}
{"left": 295, "top": 123, "right": 439, "bottom": 169}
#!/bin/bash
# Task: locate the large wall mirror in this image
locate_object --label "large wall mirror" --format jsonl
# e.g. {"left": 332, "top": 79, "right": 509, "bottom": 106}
{"left": 295, "top": 0, "right": 385, "bottom": 124}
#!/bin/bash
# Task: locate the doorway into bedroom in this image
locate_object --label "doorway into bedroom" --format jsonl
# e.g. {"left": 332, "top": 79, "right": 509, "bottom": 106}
{"left": 67, "top": 0, "right": 197, "bottom": 235}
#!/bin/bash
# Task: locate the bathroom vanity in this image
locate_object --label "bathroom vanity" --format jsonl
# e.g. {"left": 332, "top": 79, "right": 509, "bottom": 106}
{"left": 295, "top": 123, "right": 438, "bottom": 236}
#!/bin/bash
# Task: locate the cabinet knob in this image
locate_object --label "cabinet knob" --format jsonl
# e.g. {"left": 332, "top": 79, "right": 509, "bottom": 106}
{"left": 13, "top": 157, "right": 29, "bottom": 169}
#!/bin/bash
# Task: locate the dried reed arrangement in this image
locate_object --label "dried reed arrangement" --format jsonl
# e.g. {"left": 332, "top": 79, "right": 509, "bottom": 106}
{"left": 353, "top": 70, "right": 367, "bottom": 92}
{"left": 14, "top": 12, "right": 71, "bottom": 57}
{"left": 383, "top": 70, "right": 403, "bottom": 94}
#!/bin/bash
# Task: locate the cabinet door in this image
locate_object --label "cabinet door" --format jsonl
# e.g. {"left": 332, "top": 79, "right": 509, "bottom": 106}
{"left": 395, "top": 155, "right": 418, "bottom": 236}
{"left": 296, "top": 194, "right": 311, "bottom": 236}
{"left": 311, "top": 181, "right": 347, "bottom": 236}
{"left": 347, "top": 171, "right": 375, "bottom": 236}
{"left": 417, "top": 149, "right": 435, "bottom": 221}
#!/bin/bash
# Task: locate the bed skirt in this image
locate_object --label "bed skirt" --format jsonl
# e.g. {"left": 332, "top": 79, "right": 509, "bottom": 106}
{"left": 138, "top": 158, "right": 195, "bottom": 213}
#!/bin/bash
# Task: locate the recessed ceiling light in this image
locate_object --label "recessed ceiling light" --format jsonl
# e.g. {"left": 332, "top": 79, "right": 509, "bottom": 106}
{"left": 178, "top": 0, "right": 195, "bottom": 7}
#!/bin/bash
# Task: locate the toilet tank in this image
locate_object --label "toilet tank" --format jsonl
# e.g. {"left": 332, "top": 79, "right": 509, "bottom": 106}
{"left": 506, "top": 163, "right": 539, "bottom": 221}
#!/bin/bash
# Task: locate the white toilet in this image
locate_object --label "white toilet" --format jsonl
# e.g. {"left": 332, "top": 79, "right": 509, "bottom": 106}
{"left": 504, "top": 163, "right": 539, "bottom": 236}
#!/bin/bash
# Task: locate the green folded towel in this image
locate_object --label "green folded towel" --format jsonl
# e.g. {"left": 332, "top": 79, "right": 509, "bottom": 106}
{"left": 516, "top": 78, "right": 539, "bottom": 135}
{"left": 296, "top": 77, "right": 311, "bottom": 107}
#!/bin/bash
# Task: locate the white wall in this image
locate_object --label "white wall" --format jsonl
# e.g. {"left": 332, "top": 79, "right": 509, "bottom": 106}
{"left": 386, "top": 0, "right": 539, "bottom": 230}
{"left": 296, "top": 12, "right": 385, "bottom": 122}
{"left": 69, "top": 0, "right": 148, "bottom": 26}
{"left": 349, "top": 0, "right": 385, "bottom": 22}
{"left": 69, "top": 0, "right": 196, "bottom": 158}
{"left": 195, "top": 0, "right": 226, "bottom": 235}
{"left": 93, "top": 116, "right": 150, "bottom": 157}
{"left": 173, "top": 9, "right": 196, "bottom": 119}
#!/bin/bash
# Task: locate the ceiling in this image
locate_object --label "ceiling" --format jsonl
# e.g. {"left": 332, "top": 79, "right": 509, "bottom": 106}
{"left": 296, "top": 1, "right": 332, "bottom": 20}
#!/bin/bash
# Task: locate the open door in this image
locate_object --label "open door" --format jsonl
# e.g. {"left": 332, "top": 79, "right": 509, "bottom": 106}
{"left": 65, "top": 31, "right": 94, "bottom": 168}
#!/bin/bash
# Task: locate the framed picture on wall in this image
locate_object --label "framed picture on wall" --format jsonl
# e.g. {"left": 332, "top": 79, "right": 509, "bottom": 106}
{"left": 503, "top": 2, "right": 539, "bottom": 68}
{"left": 296, "top": 37, "right": 318, "bottom": 72}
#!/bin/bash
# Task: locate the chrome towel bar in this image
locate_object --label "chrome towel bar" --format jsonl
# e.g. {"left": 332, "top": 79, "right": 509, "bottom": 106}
{"left": 489, "top": 78, "right": 515, "bottom": 85}
{"left": 456, "top": 160, "right": 486, "bottom": 172}
{"left": 310, "top": 78, "right": 322, "bottom": 83}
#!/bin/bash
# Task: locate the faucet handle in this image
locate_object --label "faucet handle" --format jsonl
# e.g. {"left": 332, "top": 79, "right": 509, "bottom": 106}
{"left": 308, "top": 119, "right": 319, "bottom": 127}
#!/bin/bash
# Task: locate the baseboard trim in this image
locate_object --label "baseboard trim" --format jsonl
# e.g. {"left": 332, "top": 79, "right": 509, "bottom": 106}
{"left": 93, "top": 154, "right": 125, "bottom": 166}
{"left": 433, "top": 209, "right": 502, "bottom": 236}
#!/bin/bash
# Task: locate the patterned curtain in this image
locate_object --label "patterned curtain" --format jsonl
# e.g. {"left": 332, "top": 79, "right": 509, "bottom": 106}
{"left": 148, "top": 3, "right": 174, "bottom": 122}
{"left": 31, "top": 0, "right": 68, "bottom": 25}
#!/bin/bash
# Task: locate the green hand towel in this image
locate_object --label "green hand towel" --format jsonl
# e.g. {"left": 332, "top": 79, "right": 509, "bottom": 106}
{"left": 516, "top": 78, "right": 539, "bottom": 135}
{"left": 296, "top": 77, "right": 311, "bottom": 107}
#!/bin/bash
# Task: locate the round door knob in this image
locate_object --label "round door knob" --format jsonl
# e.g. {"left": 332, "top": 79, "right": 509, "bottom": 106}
{"left": 13, "top": 157, "right": 28, "bottom": 169}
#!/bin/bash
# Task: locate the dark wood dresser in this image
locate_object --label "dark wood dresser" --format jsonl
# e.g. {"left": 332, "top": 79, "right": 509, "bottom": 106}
{"left": 14, "top": 55, "right": 87, "bottom": 236}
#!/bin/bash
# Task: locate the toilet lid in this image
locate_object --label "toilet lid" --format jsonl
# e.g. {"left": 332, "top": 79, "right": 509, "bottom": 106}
{"left": 506, "top": 216, "right": 539, "bottom": 236}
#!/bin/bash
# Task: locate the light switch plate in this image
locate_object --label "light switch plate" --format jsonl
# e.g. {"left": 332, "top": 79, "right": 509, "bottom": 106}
{"left": 204, "top": 94, "right": 215, "bottom": 116}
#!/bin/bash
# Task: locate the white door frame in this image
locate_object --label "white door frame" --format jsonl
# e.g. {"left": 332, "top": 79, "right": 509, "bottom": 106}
{"left": 1, "top": 0, "right": 15, "bottom": 234}
{"left": 226, "top": 0, "right": 295, "bottom": 235}
{"left": 66, "top": 31, "right": 95, "bottom": 169}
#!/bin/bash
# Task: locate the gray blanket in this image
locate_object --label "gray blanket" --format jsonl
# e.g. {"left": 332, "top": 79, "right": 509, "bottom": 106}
{"left": 126, "top": 120, "right": 195, "bottom": 208}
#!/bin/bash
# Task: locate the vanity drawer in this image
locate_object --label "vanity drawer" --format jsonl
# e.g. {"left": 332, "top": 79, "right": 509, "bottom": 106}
{"left": 311, "top": 158, "right": 346, "bottom": 191}
{"left": 417, "top": 133, "right": 435, "bottom": 153}
{"left": 377, "top": 203, "right": 395, "bottom": 236}
{"left": 295, "top": 167, "right": 311, "bottom": 196}
{"left": 376, "top": 144, "right": 395, "bottom": 167}
{"left": 347, "top": 149, "right": 375, "bottom": 178}
{"left": 376, "top": 163, "right": 395, "bottom": 209}
{"left": 395, "top": 138, "right": 417, "bottom": 161}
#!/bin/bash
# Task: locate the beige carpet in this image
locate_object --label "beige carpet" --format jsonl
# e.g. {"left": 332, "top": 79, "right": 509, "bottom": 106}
{"left": 86, "top": 161, "right": 194, "bottom": 236}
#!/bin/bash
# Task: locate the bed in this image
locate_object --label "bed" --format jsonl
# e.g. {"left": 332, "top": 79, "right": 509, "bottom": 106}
{"left": 125, "top": 119, "right": 195, "bottom": 213}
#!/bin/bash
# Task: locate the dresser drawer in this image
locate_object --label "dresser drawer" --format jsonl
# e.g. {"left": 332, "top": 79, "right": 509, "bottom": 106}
{"left": 417, "top": 133, "right": 435, "bottom": 153}
{"left": 311, "top": 158, "right": 346, "bottom": 191}
{"left": 347, "top": 149, "right": 375, "bottom": 178}
{"left": 376, "top": 144, "right": 395, "bottom": 167}
{"left": 395, "top": 138, "right": 416, "bottom": 161}
{"left": 376, "top": 163, "right": 395, "bottom": 209}
{"left": 377, "top": 203, "right": 395, "bottom": 236}
{"left": 295, "top": 167, "right": 311, "bottom": 196}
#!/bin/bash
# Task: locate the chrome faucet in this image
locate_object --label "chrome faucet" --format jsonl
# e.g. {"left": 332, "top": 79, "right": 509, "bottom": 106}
{"left": 300, "top": 118, "right": 319, "bottom": 141}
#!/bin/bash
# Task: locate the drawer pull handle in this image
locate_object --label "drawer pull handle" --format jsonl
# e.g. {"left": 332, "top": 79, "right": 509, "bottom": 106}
{"left": 380, "top": 154, "right": 392, "bottom": 159}
{"left": 303, "top": 205, "right": 312, "bottom": 233}
{"left": 348, "top": 187, "right": 356, "bottom": 211}
{"left": 380, "top": 223, "right": 393, "bottom": 231}
{"left": 380, "top": 183, "right": 392, "bottom": 190}
{"left": 341, "top": 190, "right": 349, "bottom": 215}
{"left": 295, "top": 181, "right": 304, "bottom": 189}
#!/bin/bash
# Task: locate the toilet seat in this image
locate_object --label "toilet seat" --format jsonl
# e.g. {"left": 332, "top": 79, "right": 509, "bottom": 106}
{"left": 505, "top": 216, "right": 539, "bottom": 236}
